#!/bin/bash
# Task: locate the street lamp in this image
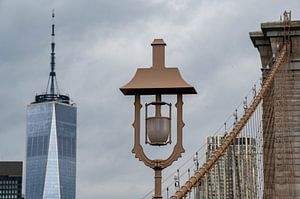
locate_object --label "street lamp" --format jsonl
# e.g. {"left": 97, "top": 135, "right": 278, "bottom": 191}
{"left": 120, "top": 39, "right": 197, "bottom": 199}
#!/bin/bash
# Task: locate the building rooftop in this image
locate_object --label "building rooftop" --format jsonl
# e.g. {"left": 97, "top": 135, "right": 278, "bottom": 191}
{"left": 0, "top": 161, "right": 22, "bottom": 176}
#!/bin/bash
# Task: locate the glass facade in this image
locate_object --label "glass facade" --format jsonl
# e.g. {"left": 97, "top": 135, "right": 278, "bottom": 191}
{"left": 26, "top": 102, "right": 76, "bottom": 199}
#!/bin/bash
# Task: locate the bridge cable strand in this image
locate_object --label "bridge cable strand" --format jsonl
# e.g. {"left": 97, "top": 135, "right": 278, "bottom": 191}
{"left": 169, "top": 45, "right": 288, "bottom": 199}
{"left": 141, "top": 13, "right": 292, "bottom": 199}
{"left": 142, "top": 76, "right": 264, "bottom": 199}
{"left": 142, "top": 76, "right": 265, "bottom": 198}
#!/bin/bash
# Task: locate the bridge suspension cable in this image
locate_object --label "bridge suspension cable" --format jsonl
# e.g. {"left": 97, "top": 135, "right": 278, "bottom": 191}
{"left": 141, "top": 50, "right": 284, "bottom": 199}
{"left": 141, "top": 78, "right": 262, "bottom": 199}
{"left": 141, "top": 74, "right": 266, "bottom": 198}
{"left": 142, "top": 12, "right": 292, "bottom": 199}
{"left": 169, "top": 44, "right": 288, "bottom": 199}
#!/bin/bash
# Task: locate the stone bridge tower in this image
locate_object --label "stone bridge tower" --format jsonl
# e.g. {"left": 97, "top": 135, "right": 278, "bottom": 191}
{"left": 250, "top": 13, "right": 300, "bottom": 198}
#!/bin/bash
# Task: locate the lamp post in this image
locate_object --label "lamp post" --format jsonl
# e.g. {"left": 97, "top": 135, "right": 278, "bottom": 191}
{"left": 120, "top": 39, "right": 197, "bottom": 198}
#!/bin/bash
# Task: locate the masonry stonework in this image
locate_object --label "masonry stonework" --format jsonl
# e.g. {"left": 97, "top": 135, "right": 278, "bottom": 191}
{"left": 250, "top": 20, "right": 300, "bottom": 199}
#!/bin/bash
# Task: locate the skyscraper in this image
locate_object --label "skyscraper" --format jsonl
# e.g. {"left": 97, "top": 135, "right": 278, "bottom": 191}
{"left": 0, "top": 161, "right": 22, "bottom": 199}
{"left": 25, "top": 12, "right": 77, "bottom": 199}
{"left": 204, "top": 136, "right": 257, "bottom": 199}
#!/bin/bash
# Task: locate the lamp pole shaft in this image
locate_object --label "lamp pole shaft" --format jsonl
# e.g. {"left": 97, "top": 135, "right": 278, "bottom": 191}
{"left": 153, "top": 168, "right": 163, "bottom": 199}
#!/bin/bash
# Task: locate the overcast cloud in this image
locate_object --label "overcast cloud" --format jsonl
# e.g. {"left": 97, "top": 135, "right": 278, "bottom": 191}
{"left": 1, "top": 0, "right": 300, "bottom": 198}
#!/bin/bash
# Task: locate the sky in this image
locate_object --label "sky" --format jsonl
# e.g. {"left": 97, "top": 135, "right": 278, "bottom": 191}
{"left": 0, "top": 0, "right": 300, "bottom": 198}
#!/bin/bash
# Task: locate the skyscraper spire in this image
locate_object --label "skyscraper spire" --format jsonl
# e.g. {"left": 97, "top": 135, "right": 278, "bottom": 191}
{"left": 47, "top": 9, "right": 59, "bottom": 95}
{"left": 50, "top": 9, "right": 56, "bottom": 95}
{"left": 34, "top": 10, "right": 70, "bottom": 104}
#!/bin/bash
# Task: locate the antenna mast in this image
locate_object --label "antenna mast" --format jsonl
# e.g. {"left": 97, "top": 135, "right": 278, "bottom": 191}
{"left": 50, "top": 9, "right": 56, "bottom": 95}
{"left": 34, "top": 10, "right": 70, "bottom": 104}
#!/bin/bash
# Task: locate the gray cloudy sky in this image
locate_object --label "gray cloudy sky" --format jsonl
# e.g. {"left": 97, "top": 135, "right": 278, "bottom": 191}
{"left": 1, "top": 0, "right": 300, "bottom": 198}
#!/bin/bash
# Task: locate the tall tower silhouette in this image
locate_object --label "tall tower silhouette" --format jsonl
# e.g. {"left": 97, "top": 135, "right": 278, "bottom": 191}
{"left": 25, "top": 11, "right": 77, "bottom": 199}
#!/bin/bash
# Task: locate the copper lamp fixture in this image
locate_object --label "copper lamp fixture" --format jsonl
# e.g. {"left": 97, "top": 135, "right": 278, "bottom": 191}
{"left": 120, "top": 39, "right": 197, "bottom": 199}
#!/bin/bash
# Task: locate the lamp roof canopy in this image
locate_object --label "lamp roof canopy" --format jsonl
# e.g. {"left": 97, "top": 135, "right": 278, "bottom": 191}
{"left": 120, "top": 39, "right": 197, "bottom": 95}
